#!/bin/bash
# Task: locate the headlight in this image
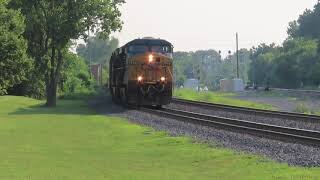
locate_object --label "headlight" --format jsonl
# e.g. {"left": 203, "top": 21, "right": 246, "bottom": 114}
{"left": 148, "top": 54, "right": 154, "bottom": 63}
{"left": 160, "top": 77, "right": 166, "bottom": 82}
{"left": 137, "top": 76, "right": 143, "bottom": 82}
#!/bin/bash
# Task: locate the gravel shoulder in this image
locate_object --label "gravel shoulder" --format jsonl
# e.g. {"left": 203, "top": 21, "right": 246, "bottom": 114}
{"left": 235, "top": 91, "right": 320, "bottom": 113}
{"left": 89, "top": 95, "right": 320, "bottom": 167}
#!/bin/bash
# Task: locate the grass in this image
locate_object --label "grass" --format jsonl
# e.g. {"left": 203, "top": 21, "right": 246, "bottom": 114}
{"left": 0, "top": 96, "right": 319, "bottom": 179}
{"left": 294, "top": 103, "right": 311, "bottom": 114}
{"left": 174, "top": 89, "right": 275, "bottom": 110}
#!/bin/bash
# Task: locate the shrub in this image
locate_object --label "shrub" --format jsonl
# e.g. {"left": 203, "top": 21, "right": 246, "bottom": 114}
{"left": 294, "top": 103, "right": 310, "bottom": 114}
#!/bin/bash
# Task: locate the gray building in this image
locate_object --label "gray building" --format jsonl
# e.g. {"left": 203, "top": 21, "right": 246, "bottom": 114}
{"left": 183, "top": 79, "right": 199, "bottom": 90}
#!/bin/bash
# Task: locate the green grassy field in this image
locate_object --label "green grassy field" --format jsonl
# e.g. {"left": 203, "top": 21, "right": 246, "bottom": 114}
{"left": 0, "top": 96, "right": 319, "bottom": 179}
{"left": 174, "top": 89, "right": 275, "bottom": 110}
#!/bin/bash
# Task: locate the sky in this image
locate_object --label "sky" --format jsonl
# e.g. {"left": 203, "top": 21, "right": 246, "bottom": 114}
{"left": 113, "top": 0, "right": 318, "bottom": 55}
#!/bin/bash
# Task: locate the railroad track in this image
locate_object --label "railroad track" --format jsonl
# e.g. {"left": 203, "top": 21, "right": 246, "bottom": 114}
{"left": 270, "top": 88, "right": 320, "bottom": 95}
{"left": 171, "top": 98, "right": 320, "bottom": 123}
{"left": 141, "top": 107, "right": 320, "bottom": 147}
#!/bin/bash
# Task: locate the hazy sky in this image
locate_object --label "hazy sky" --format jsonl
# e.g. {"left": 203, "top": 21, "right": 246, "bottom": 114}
{"left": 114, "top": 0, "right": 318, "bottom": 54}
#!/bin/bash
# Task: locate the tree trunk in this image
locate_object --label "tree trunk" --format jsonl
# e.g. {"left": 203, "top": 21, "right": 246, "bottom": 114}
{"left": 46, "top": 49, "right": 63, "bottom": 107}
{"left": 46, "top": 80, "right": 57, "bottom": 107}
{"left": 46, "top": 48, "right": 63, "bottom": 107}
{"left": 46, "top": 45, "right": 57, "bottom": 107}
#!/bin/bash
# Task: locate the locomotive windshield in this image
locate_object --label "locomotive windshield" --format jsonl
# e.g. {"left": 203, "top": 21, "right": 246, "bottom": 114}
{"left": 151, "top": 45, "right": 172, "bottom": 54}
{"left": 128, "top": 45, "right": 148, "bottom": 54}
{"left": 128, "top": 45, "right": 172, "bottom": 57}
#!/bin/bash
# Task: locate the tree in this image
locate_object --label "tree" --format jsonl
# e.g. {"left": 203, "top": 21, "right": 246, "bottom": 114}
{"left": 76, "top": 35, "right": 119, "bottom": 85}
{"left": 173, "top": 49, "right": 252, "bottom": 90}
{"left": 60, "top": 51, "right": 92, "bottom": 95}
{"left": 248, "top": 39, "right": 319, "bottom": 89}
{"left": 248, "top": 44, "right": 277, "bottom": 86}
{"left": 287, "top": 20, "right": 299, "bottom": 38}
{"left": 76, "top": 35, "right": 119, "bottom": 65}
{"left": 274, "top": 38, "right": 319, "bottom": 88}
{"left": 288, "top": 2, "right": 320, "bottom": 41}
{"left": 0, "top": 0, "right": 31, "bottom": 95}
{"left": 9, "top": 0, "right": 124, "bottom": 106}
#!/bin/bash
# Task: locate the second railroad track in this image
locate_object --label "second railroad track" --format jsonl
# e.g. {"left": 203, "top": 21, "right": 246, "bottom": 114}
{"left": 171, "top": 98, "right": 320, "bottom": 123}
{"left": 141, "top": 107, "right": 320, "bottom": 147}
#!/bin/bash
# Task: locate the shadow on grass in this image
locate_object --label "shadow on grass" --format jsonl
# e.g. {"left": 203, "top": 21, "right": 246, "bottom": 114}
{"left": 9, "top": 92, "right": 129, "bottom": 116}
{"left": 89, "top": 95, "right": 129, "bottom": 116}
{"left": 10, "top": 101, "right": 96, "bottom": 116}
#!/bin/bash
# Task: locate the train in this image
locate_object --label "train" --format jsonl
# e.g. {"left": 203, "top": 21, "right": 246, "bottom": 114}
{"left": 109, "top": 38, "right": 174, "bottom": 107}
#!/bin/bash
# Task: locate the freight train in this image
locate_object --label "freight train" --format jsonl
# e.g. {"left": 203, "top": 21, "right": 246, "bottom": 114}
{"left": 109, "top": 38, "right": 173, "bottom": 107}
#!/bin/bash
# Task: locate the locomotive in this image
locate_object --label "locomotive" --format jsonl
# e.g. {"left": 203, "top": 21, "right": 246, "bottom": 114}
{"left": 109, "top": 38, "right": 173, "bottom": 107}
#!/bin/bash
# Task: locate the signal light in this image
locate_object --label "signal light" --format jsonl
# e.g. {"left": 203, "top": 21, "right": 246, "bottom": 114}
{"left": 148, "top": 54, "right": 154, "bottom": 63}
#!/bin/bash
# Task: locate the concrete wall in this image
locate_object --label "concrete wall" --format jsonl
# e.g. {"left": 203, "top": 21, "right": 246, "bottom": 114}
{"left": 220, "top": 78, "right": 244, "bottom": 92}
{"left": 184, "top": 79, "right": 199, "bottom": 90}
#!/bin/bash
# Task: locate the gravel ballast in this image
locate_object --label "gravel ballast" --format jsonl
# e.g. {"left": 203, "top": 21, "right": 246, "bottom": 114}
{"left": 91, "top": 97, "right": 320, "bottom": 167}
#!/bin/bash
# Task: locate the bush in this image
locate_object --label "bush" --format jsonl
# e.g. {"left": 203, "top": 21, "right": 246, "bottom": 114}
{"left": 0, "top": 2, "right": 32, "bottom": 95}
{"left": 294, "top": 103, "right": 310, "bottom": 114}
{"left": 59, "top": 52, "right": 95, "bottom": 98}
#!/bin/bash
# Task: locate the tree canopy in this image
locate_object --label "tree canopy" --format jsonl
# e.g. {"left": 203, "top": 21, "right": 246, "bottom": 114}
{"left": 9, "top": 0, "right": 124, "bottom": 106}
{"left": 249, "top": 2, "right": 320, "bottom": 89}
{"left": 0, "top": 0, "right": 31, "bottom": 95}
{"left": 60, "top": 51, "right": 93, "bottom": 96}
{"left": 249, "top": 39, "right": 320, "bottom": 89}
{"left": 288, "top": 3, "right": 320, "bottom": 40}
{"left": 76, "top": 35, "right": 119, "bottom": 65}
{"left": 173, "top": 49, "right": 251, "bottom": 90}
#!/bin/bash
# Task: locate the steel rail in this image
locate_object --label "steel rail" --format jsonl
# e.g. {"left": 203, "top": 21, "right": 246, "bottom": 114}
{"left": 270, "top": 88, "right": 320, "bottom": 94}
{"left": 141, "top": 107, "right": 320, "bottom": 146}
{"left": 171, "top": 98, "right": 320, "bottom": 122}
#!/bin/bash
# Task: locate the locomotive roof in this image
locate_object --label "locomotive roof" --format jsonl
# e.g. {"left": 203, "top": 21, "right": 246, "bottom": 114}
{"left": 123, "top": 38, "right": 173, "bottom": 47}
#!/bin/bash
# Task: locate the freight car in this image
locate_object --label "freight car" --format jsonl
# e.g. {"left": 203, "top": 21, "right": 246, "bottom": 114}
{"left": 109, "top": 38, "right": 173, "bottom": 107}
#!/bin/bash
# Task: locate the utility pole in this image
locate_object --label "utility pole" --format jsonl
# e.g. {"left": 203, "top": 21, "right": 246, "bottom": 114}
{"left": 100, "top": 65, "right": 103, "bottom": 85}
{"left": 236, "top": 32, "right": 239, "bottom": 79}
{"left": 198, "top": 54, "right": 206, "bottom": 92}
{"left": 197, "top": 63, "right": 200, "bottom": 92}
{"left": 88, "top": 27, "right": 92, "bottom": 79}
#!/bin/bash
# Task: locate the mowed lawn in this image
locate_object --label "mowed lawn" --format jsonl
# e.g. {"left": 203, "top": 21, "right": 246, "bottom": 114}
{"left": 0, "top": 96, "right": 319, "bottom": 179}
{"left": 174, "top": 89, "right": 275, "bottom": 110}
